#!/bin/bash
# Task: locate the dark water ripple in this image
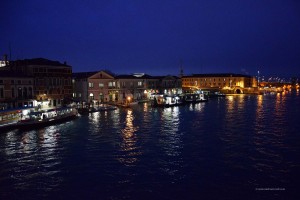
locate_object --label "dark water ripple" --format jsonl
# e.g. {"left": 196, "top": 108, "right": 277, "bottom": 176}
{"left": 1, "top": 91, "right": 300, "bottom": 199}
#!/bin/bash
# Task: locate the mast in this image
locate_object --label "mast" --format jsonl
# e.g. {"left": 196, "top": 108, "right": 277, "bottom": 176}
{"left": 179, "top": 59, "right": 184, "bottom": 78}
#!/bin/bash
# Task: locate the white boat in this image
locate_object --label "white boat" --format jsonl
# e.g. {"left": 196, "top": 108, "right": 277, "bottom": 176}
{"left": 151, "top": 94, "right": 184, "bottom": 107}
{"left": 0, "top": 107, "right": 78, "bottom": 132}
{"left": 184, "top": 93, "right": 208, "bottom": 103}
{"left": 0, "top": 108, "right": 23, "bottom": 131}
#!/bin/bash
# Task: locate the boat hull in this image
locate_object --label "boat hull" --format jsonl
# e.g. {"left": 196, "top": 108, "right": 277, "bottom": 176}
{"left": 1, "top": 107, "right": 78, "bottom": 133}
{"left": 16, "top": 114, "right": 78, "bottom": 131}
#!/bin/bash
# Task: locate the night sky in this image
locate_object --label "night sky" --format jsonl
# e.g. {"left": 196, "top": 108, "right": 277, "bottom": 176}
{"left": 1, "top": 0, "right": 300, "bottom": 77}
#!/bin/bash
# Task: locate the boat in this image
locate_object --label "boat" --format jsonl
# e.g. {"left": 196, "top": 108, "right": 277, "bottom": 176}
{"left": 184, "top": 93, "right": 208, "bottom": 103}
{"left": 151, "top": 94, "right": 184, "bottom": 107}
{"left": 96, "top": 104, "right": 117, "bottom": 111}
{"left": 0, "top": 108, "right": 23, "bottom": 132}
{"left": 77, "top": 104, "right": 117, "bottom": 114}
{"left": 209, "top": 91, "right": 226, "bottom": 98}
{"left": 0, "top": 107, "right": 78, "bottom": 132}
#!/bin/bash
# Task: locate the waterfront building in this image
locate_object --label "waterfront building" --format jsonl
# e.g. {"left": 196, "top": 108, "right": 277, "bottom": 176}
{"left": 114, "top": 74, "right": 183, "bottom": 102}
{"left": 182, "top": 73, "right": 257, "bottom": 94}
{"left": 72, "top": 70, "right": 115, "bottom": 106}
{"left": 8, "top": 58, "right": 72, "bottom": 108}
{"left": 72, "top": 72, "right": 183, "bottom": 104}
{"left": 115, "top": 73, "right": 157, "bottom": 102}
{"left": 155, "top": 75, "right": 182, "bottom": 95}
{"left": 0, "top": 70, "right": 34, "bottom": 109}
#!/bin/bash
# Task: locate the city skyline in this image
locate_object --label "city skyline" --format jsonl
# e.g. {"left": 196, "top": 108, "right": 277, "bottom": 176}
{"left": 1, "top": 0, "right": 300, "bottom": 77}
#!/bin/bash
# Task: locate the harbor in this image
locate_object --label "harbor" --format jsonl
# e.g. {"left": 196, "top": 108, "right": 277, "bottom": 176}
{"left": 1, "top": 1, "right": 299, "bottom": 199}
{"left": 0, "top": 91, "right": 299, "bottom": 199}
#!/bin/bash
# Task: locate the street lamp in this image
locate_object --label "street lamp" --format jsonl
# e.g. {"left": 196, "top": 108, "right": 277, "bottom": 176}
{"left": 127, "top": 96, "right": 131, "bottom": 104}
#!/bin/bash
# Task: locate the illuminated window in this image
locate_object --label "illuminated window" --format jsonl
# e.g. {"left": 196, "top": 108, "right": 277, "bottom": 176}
{"left": 89, "top": 82, "right": 94, "bottom": 88}
{"left": 99, "top": 83, "right": 104, "bottom": 88}
{"left": 108, "top": 82, "right": 115, "bottom": 87}
{"left": 138, "top": 81, "right": 142, "bottom": 86}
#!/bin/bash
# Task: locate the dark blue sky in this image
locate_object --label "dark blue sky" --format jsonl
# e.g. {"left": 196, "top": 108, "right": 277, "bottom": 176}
{"left": 1, "top": 0, "right": 299, "bottom": 77}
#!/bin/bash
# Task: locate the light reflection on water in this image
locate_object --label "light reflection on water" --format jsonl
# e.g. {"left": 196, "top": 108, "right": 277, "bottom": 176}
{"left": 1, "top": 126, "right": 64, "bottom": 197}
{"left": 161, "top": 107, "right": 181, "bottom": 157}
{"left": 118, "top": 109, "right": 141, "bottom": 166}
{"left": 0, "top": 92, "right": 299, "bottom": 199}
{"left": 188, "top": 102, "right": 205, "bottom": 111}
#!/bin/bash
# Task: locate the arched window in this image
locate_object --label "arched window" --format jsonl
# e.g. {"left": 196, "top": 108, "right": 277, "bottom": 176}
{"left": 11, "top": 87, "right": 15, "bottom": 98}
{"left": 23, "top": 87, "right": 28, "bottom": 98}
{"left": 18, "top": 87, "right": 22, "bottom": 98}
{"left": 28, "top": 87, "right": 33, "bottom": 98}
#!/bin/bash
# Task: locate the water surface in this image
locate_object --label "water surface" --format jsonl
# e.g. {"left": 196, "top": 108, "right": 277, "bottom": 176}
{"left": 1, "top": 91, "right": 300, "bottom": 199}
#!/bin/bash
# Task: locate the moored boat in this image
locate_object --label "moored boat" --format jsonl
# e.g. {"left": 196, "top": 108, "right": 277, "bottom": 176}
{"left": 0, "top": 107, "right": 78, "bottom": 132}
{"left": 184, "top": 93, "right": 208, "bottom": 103}
{"left": 151, "top": 94, "right": 184, "bottom": 107}
{"left": 0, "top": 108, "right": 23, "bottom": 132}
{"left": 96, "top": 104, "right": 117, "bottom": 111}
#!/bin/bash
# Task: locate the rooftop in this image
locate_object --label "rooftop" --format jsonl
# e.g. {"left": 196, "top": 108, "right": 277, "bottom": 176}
{"left": 183, "top": 73, "right": 253, "bottom": 78}
{"left": 10, "top": 58, "right": 70, "bottom": 67}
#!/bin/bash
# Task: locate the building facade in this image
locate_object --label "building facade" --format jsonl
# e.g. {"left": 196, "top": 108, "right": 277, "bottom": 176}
{"left": 115, "top": 73, "right": 155, "bottom": 102}
{"left": 182, "top": 73, "right": 257, "bottom": 94}
{"left": 8, "top": 58, "right": 72, "bottom": 108}
{"left": 115, "top": 74, "right": 182, "bottom": 102}
{"left": 73, "top": 70, "right": 116, "bottom": 105}
{"left": 156, "top": 75, "right": 182, "bottom": 95}
{"left": 72, "top": 72, "right": 183, "bottom": 104}
{"left": 0, "top": 71, "right": 34, "bottom": 109}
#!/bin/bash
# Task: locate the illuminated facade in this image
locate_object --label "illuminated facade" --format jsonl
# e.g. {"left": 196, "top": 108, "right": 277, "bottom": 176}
{"left": 182, "top": 73, "right": 257, "bottom": 94}
{"left": 72, "top": 72, "right": 182, "bottom": 104}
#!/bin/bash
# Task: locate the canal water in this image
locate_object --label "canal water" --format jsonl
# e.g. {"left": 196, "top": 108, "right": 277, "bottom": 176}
{"left": 0, "top": 91, "right": 300, "bottom": 200}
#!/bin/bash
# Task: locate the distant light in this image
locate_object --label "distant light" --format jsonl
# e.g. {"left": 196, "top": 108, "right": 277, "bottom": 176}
{"left": 132, "top": 73, "right": 145, "bottom": 77}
